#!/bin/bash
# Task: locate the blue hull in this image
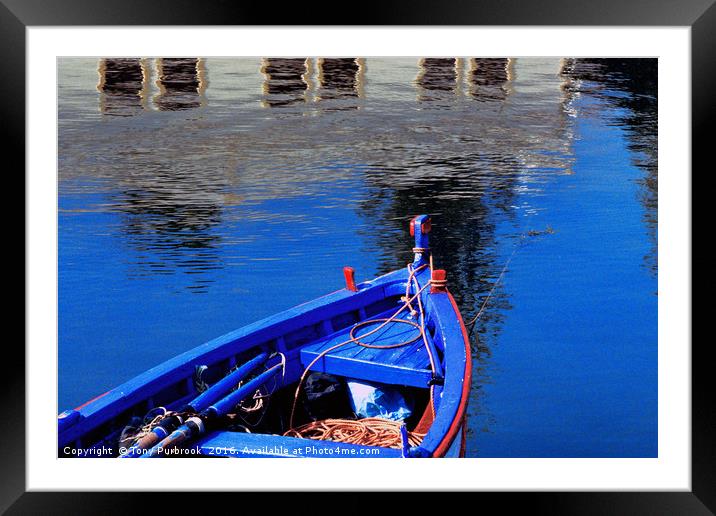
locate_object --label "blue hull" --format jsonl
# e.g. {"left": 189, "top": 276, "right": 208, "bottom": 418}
{"left": 58, "top": 215, "right": 472, "bottom": 458}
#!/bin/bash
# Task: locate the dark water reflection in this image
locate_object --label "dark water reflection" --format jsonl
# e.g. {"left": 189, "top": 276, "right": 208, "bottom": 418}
{"left": 561, "top": 58, "right": 658, "bottom": 276}
{"left": 58, "top": 57, "right": 657, "bottom": 457}
{"left": 113, "top": 182, "right": 224, "bottom": 287}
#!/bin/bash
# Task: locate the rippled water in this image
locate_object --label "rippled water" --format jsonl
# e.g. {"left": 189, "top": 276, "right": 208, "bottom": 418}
{"left": 58, "top": 57, "right": 657, "bottom": 457}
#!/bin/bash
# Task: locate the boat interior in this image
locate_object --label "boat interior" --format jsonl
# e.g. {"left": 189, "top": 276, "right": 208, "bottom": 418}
{"left": 59, "top": 269, "right": 453, "bottom": 458}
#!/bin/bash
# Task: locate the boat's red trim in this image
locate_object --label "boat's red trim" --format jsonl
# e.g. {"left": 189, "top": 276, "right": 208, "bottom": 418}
{"left": 74, "top": 390, "right": 110, "bottom": 410}
{"left": 433, "top": 290, "right": 472, "bottom": 457}
{"left": 459, "top": 412, "right": 468, "bottom": 457}
{"left": 414, "top": 399, "right": 435, "bottom": 435}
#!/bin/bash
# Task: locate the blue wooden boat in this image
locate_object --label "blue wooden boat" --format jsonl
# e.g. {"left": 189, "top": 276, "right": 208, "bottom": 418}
{"left": 58, "top": 215, "right": 472, "bottom": 458}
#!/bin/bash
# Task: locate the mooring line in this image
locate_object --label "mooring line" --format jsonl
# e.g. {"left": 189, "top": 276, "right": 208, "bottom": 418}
{"left": 466, "top": 227, "right": 553, "bottom": 335}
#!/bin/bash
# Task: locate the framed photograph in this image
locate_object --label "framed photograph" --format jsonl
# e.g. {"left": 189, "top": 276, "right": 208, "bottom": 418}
{"left": 6, "top": 0, "right": 707, "bottom": 512}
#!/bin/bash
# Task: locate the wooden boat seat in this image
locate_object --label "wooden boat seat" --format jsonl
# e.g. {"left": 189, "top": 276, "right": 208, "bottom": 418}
{"left": 300, "top": 311, "right": 434, "bottom": 388}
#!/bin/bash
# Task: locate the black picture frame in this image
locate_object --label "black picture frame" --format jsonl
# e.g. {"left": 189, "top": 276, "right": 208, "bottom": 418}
{"left": 4, "top": 0, "right": 707, "bottom": 513}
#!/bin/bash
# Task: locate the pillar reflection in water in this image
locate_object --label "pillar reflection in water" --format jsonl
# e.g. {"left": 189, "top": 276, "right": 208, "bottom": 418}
{"left": 97, "top": 58, "right": 148, "bottom": 117}
{"left": 415, "top": 58, "right": 458, "bottom": 102}
{"left": 315, "top": 58, "right": 364, "bottom": 109}
{"left": 154, "top": 58, "right": 206, "bottom": 111}
{"left": 260, "top": 58, "right": 310, "bottom": 108}
{"left": 467, "top": 58, "right": 512, "bottom": 102}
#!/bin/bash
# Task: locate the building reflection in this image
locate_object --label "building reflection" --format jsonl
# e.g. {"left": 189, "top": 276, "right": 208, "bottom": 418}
{"left": 95, "top": 57, "right": 515, "bottom": 114}
{"left": 88, "top": 57, "right": 580, "bottom": 291}
{"left": 467, "top": 58, "right": 512, "bottom": 102}
{"left": 359, "top": 57, "right": 576, "bottom": 352}
{"left": 260, "top": 58, "right": 310, "bottom": 108}
{"left": 97, "top": 58, "right": 148, "bottom": 117}
{"left": 116, "top": 192, "right": 223, "bottom": 289}
{"left": 154, "top": 58, "right": 206, "bottom": 111}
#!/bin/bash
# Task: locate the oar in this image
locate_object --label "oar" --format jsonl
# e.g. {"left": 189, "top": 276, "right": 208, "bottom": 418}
{"left": 142, "top": 363, "right": 283, "bottom": 458}
{"left": 119, "top": 413, "right": 185, "bottom": 458}
{"left": 184, "top": 352, "right": 269, "bottom": 413}
{"left": 119, "top": 352, "right": 270, "bottom": 458}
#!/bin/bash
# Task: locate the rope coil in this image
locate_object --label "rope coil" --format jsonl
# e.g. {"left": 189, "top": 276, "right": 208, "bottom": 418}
{"left": 284, "top": 417, "right": 425, "bottom": 449}
{"left": 348, "top": 318, "right": 422, "bottom": 349}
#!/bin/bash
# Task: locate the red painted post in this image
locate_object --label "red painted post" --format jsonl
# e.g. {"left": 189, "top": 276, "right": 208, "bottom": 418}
{"left": 343, "top": 266, "right": 357, "bottom": 292}
{"left": 430, "top": 269, "right": 447, "bottom": 293}
{"left": 409, "top": 216, "right": 432, "bottom": 237}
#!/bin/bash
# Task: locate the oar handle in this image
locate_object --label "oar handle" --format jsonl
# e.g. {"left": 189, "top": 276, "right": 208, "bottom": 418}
{"left": 142, "top": 417, "right": 205, "bottom": 458}
{"left": 119, "top": 415, "right": 183, "bottom": 458}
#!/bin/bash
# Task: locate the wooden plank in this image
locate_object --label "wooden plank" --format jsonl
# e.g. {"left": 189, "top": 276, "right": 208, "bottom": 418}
{"left": 301, "top": 351, "right": 432, "bottom": 387}
{"left": 300, "top": 309, "right": 433, "bottom": 387}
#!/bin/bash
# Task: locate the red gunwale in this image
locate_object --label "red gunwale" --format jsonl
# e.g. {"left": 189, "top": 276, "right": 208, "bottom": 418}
{"left": 433, "top": 290, "right": 472, "bottom": 457}
{"left": 74, "top": 390, "right": 110, "bottom": 410}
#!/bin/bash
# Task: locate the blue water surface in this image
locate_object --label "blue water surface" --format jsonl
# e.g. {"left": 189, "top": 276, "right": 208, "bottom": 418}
{"left": 470, "top": 103, "right": 657, "bottom": 457}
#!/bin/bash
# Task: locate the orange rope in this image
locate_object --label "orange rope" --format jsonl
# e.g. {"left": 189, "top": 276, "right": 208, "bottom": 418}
{"left": 348, "top": 318, "right": 422, "bottom": 349}
{"left": 284, "top": 417, "right": 426, "bottom": 449}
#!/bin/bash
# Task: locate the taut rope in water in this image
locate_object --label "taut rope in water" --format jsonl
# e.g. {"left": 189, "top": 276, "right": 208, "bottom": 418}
{"left": 465, "top": 227, "right": 554, "bottom": 335}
